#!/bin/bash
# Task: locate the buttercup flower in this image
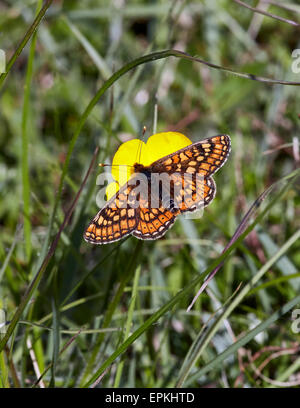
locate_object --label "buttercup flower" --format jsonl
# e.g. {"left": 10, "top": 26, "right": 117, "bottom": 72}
{"left": 106, "top": 131, "right": 192, "bottom": 200}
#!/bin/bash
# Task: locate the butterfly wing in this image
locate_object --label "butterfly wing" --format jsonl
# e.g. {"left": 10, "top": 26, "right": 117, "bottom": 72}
{"left": 151, "top": 134, "right": 230, "bottom": 213}
{"left": 170, "top": 174, "right": 216, "bottom": 213}
{"left": 151, "top": 134, "right": 231, "bottom": 177}
{"left": 131, "top": 177, "right": 217, "bottom": 239}
{"left": 132, "top": 207, "right": 180, "bottom": 240}
{"left": 84, "top": 180, "right": 139, "bottom": 244}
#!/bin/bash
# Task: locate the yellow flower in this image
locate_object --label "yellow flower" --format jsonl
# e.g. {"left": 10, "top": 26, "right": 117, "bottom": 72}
{"left": 105, "top": 131, "right": 192, "bottom": 200}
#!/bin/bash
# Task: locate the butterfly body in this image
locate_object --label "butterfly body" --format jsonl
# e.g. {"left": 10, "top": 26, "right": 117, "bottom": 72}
{"left": 84, "top": 134, "right": 231, "bottom": 244}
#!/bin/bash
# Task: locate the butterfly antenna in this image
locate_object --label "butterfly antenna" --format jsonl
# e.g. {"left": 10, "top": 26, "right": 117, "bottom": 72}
{"left": 98, "top": 163, "right": 134, "bottom": 169}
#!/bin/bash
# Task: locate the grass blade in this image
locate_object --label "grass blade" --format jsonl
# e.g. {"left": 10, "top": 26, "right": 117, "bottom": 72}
{"left": 176, "top": 228, "right": 300, "bottom": 387}
{"left": 184, "top": 292, "right": 300, "bottom": 386}
{"left": 0, "top": 147, "right": 99, "bottom": 352}
{"left": 0, "top": 0, "right": 53, "bottom": 88}
{"left": 21, "top": 0, "right": 43, "bottom": 263}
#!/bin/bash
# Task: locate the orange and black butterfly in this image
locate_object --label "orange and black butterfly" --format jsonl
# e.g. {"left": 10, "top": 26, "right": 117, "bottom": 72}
{"left": 84, "top": 135, "right": 231, "bottom": 244}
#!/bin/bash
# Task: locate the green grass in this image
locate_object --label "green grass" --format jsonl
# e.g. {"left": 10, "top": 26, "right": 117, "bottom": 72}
{"left": 0, "top": 0, "right": 300, "bottom": 388}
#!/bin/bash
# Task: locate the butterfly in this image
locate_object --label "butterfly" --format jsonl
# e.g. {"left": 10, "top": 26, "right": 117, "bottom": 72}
{"left": 84, "top": 134, "right": 231, "bottom": 244}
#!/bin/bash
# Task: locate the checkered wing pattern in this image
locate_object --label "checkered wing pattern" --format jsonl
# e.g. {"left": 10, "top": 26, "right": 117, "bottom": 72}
{"left": 84, "top": 182, "right": 138, "bottom": 244}
{"left": 152, "top": 134, "right": 230, "bottom": 213}
{"left": 170, "top": 174, "right": 216, "bottom": 213}
{"left": 132, "top": 207, "right": 180, "bottom": 240}
{"left": 152, "top": 135, "right": 231, "bottom": 178}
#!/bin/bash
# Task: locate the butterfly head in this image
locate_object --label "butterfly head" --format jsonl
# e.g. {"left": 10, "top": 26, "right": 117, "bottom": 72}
{"left": 133, "top": 162, "right": 152, "bottom": 180}
{"left": 133, "top": 162, "right": 145, "bottom": 172}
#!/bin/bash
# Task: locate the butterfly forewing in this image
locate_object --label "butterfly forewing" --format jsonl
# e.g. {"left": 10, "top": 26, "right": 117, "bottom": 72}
{"left": 152, "top": 134, "right": 231, "bottom": 178}
{"left": 151, "top": 135, "right": 230, "bottom": 213}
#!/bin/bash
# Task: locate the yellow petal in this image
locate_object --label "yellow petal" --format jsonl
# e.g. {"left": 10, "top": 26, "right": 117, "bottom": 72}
{"left": 141, "top": 132, "right": 192, "bottom": 166}
{"left": 105, "top": 181, "right": 119, "bottom": 201}
{"left": 108, "top": 132, "right": 192, "bottom": 197}
{"left": 111, "top": 139, "right": 146, "bottom": 186}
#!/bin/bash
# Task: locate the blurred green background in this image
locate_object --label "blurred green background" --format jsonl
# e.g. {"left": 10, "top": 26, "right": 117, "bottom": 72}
{"left": 0, "top": 0, "right": 300, "bottom": 388}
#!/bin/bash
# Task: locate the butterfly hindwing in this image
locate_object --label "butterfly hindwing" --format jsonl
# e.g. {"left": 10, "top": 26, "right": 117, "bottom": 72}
{"left": 132, "top": 207, "right": 179, "bottom": 240}
{"left": 170, "top": 174, "right": 216, "bottom": 213}
{"left": 84, "top": 181, "right": 138, "bottom": 244}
